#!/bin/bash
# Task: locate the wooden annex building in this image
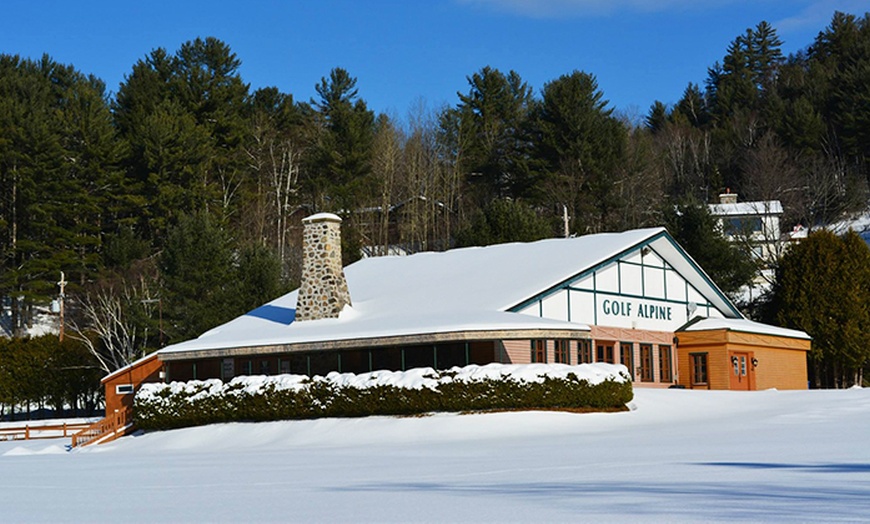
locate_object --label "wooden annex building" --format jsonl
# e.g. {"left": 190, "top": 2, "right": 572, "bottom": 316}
{"left": 92, "top": 213, "right": 811, "bottom": 444}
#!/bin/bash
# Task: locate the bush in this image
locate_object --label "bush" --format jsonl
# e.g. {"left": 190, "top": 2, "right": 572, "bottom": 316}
{"left": 135, "top": 363, "right": 633, "bottom": 431}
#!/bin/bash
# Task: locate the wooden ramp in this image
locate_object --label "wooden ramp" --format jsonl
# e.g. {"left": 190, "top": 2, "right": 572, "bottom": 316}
{"left": 70, "top": 409, "right": 134, "bottom": 448}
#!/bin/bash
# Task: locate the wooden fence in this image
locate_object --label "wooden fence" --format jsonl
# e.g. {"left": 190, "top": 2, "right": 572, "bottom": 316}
{"left": 0, "top": 421, "right": 91, "bottom": 442}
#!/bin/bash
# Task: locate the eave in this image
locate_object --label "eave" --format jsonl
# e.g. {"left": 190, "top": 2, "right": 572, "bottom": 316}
{"left": 159, "top": 327, "right": 591, "bottom": 361}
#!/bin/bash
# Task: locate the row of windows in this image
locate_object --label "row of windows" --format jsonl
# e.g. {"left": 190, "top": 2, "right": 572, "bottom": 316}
{"left": 530, "top": 340, "right": 673, "bottom": 383}
{"left": 168, "top": 343, "right": 499, "bottom": 382}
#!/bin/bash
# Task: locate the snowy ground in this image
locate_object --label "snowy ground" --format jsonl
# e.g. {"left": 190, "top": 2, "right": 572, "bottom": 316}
{"left": 2, "top": 388, "right": 869, "bottom": 523}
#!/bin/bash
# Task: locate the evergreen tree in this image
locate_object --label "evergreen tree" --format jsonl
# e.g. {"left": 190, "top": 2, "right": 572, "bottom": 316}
{"left": 305, "top": 68, "right": 376, "bottom": 214}
{"left": 645, "top": 101, "right": 668, "bottom": 133}
{"left": 113, "top": 38, "right": 250, "bottom": 243}
{"left": 449, "top": 66, "right": 535, "bottom": 203}
{"left": 159, "top": 212, "right": 237, "bottom": 342}
{"left": 235, "top": 243, "right": 287, "bottom": 314}
{"left": 769, "top": 230, "right": 870, "bottom": 388}
{"left": 130, "top": 98, "right": 212, "bottom": 237}
{"left": 455, "top": 198, "right": 552, "bottom": 247}
{"left": 707, "top": 21, "right": 783, "bottom": 119}
{"left": 0, "top": 54, "right": 118, "bottom": 330}
{"left": 809, "top": 12, "right": 870, "bottom": 172}
{"left": 664, "top": 202, "right": 756, "bottom": 296}
{"left": 673, "top": 83, "right": 710, "bottom": 128}
{"left": 534, "top": 71, "right": 626, "bottom": 232}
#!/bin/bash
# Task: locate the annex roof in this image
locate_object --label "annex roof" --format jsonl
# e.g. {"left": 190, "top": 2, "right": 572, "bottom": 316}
{"left": 158, "top": 227, "right": 743, "bottom": 359}
{"left": 678, "top": 316, "right": 810, "bottom": 340}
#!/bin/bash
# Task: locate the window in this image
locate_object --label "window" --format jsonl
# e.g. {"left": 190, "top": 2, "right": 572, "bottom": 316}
{"left": 279, "top": 359, "right": 291, "bottom": 375}
{"left": 554, "top": 340, "right": 569, "bottom": 364}
{"left": 692, "top": 353, "right": 708, "bottom": 385}
{"left": 619, "top": 342, "right": 634, "bottom": 380}
{"left": 221, "top": 358, "right": 235, "bottom": 380}
{"left": 659, "top": 345, "right": 672, "bottom": 383}
{"left": 577, "top": 339, "right": 593, "bottom": 364}
{"left": 260, "top": 360, "right": 271, "bottom": 375}
{"left": 726, "top": 216, "right": 763, "bottom": 236}
{"left": 639, "top": 344, "right": 654, "bottom": 382}
{"left": 596, "top": 341, "right": 614, "bottom": 364}
{"left": 531, "top": 340, "right": 547, "bottom": 363}
{"left": 115, "top": 384, "right": 134, "bottom": 395}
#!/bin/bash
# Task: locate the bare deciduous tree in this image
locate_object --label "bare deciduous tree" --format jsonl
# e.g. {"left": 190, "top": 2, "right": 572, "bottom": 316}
{"left": 69, "top": 280, "right": 158, "bottom": 374}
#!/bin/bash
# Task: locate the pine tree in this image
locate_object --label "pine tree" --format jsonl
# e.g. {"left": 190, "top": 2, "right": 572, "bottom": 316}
{"left": 664, "top": 202, "right": 756, "bottom": 296}
{"left": 113, "top": 38, "right": 250, "bottom": 244}
{"left": 0, "top": 54, "right": 118, "bottom": 329}
{"left": 450, "top": 66, "right": 535, "bottom": 203}
{"left": 673, "top": 83, "right": 710, "bottom": 128}
{"left": 455, "top": 198, "right": 552, "bottom": 247}
{"left": 533, "top": 70, "right": 626, "bottom": 232}
{"left": 645, "top": 101, "right": 668, "bottom": 133}
{"left": 770, "top": 230, "right": 870, "bottom": 388}
{"left": 159, "top": 211, "right": 237, "bottom": 342}
{"left": 305, "top": 68, "right": 376, "bottom": 215}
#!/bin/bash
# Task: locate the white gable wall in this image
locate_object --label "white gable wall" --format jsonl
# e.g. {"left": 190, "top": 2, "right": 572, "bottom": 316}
{"left": 517, "top": 247, "right": 729, "bottom": 331}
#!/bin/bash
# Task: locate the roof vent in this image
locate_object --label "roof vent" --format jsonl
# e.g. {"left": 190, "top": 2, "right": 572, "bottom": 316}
{"left": 295, "top": 213, "right": 351, "bottom": 321}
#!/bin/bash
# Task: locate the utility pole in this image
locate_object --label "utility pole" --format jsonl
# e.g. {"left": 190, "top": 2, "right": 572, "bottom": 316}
{"left": 57, "top": 271, "right": 67, "bottom": 342}
{"left": 562, "top": 204, "right": 570, "bottom": 238}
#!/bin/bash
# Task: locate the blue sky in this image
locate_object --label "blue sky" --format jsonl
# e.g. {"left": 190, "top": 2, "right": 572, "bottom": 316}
{"left": 1, "top": 1, "right": 866, "bottom": 122}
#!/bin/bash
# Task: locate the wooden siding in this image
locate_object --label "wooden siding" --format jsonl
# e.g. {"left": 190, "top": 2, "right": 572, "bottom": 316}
{"left": 676, "top": 329, "right": 810, "bottom": 390}
{"left": 102, "top": 353, "right": 164, "bottom": 414}
{"left": 751, "top": 345, "right": 809, "bottom": 390}
{"left": 501, "top": 339, "right": 533, "bottom": 364}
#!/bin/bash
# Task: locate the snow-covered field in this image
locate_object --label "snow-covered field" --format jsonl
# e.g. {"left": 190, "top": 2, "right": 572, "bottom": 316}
{"left": 2, "top": 387, "right": 869, "bottom": 523}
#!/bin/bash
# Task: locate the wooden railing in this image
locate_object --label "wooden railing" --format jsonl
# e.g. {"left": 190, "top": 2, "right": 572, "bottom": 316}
{"left": 70, "top": 409, "right": 133, "bottom": 448}
{"left": 0, "top": 421, "right": 91, "bottom": 442}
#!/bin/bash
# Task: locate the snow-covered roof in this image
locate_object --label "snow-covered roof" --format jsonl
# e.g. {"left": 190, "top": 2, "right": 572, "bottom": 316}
{"left": 709, "top": 200, "right": 783, "bottom": 217}
{"left": 302, "top": 212, "right": 341, "bottom": 223}
{"left": 158, "top": 227, "right": 740, "bottom": 359}
{"left": 827, "top": 210, "right": 870, "bottom": 237}
{"left": 679, "top": 316, "right": 810, "bottom": 340}
{"left": 102, "top": 352, "right": 160, "bottom": 383}
{"left": 785, "top": 210, "right": 870, "bottom": 243}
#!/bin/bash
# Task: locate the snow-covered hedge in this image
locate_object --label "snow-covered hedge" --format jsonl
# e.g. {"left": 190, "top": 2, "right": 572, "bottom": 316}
{"left": 135, "top": 363, "right": 633, "bottom": 431}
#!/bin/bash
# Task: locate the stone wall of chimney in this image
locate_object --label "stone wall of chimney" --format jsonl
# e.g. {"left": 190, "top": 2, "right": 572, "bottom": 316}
{"left": 295, "top": 213, "right": 351, "bottom": 322}
{"left": 719, "top": 191, "right": 738, "bottom": 204}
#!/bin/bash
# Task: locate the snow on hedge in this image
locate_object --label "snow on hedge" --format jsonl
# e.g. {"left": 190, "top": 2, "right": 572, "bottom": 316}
{"left": 138, "top": 362, "right": 629, "bottom": 402}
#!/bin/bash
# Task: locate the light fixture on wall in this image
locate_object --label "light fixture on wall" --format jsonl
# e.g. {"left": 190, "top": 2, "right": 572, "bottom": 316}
{"left": 641, "top": 246, "right": 650, "bottom": 257}
{"left": 751, "top": 358, "right": 759, "bottom": 368}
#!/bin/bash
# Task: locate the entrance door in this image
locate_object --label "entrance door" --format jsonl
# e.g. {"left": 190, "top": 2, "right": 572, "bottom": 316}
{"left": 729, "top": 351, "right": 752, "bottom": 390}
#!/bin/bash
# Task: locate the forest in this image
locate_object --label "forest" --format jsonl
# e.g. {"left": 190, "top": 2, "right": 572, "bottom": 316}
{"left": 1, "top": 11, "right": 869, "bottom": 400}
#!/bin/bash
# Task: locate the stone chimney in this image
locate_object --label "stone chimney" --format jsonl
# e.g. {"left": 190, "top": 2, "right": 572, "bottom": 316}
{"left": 719, "top": 188, "right": 738, "bottom": 204}
{"left": 295, "top": 213, "right": 351, "bottom": 321}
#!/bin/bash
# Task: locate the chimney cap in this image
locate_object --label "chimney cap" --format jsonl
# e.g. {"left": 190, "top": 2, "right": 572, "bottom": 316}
{"left": 303, "top": 212, "right": 342, "bottom": 224}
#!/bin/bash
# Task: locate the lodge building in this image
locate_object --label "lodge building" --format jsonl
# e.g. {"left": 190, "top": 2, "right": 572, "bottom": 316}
{"left": 99, "top": 213, "right": 812, "bottom": 432}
